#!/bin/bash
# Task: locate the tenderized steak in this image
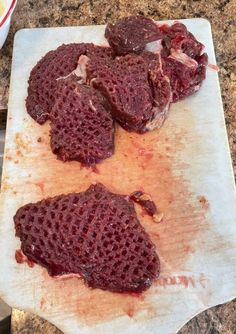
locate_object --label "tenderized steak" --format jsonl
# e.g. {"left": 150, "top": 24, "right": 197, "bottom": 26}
{"left": 105, "top": 15, "right": 162, "bottom": 55}
{"left": 14, "top": 183, "right": 160, "bottom": 293}
{"left": 50, "top": 79, "right": 114, "bottom": 164}
{"left": 86, "top": 54, "right": 154, "bottom": 133}
{"left": 86, "top": 51, "right": 172, "bottom": 133}
{"left": 26, "top": 43, "right": 114, "bottom": 124}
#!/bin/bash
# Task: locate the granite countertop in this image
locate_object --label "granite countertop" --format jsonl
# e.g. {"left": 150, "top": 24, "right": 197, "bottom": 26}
{"left": 0, "top": 0, "right": 236, "bottom": 333}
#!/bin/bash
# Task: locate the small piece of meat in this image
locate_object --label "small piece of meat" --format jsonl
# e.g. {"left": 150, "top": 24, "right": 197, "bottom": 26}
{"left": 158, "top": 22, "right": 208, "bottom": 102}
{"left": 130, "top": 191, "right": 164, "bottom": 223}
{"left": 105, "top": 16, "right": 162, "bottom": 55}
{"left": 160, "top": 22, "right": 204, "bottom": 59}
{"left": 50, "top": 79, "right": 114, "bottom": 165}
{"left": 14, "top": 183, "right": 160, "bottom": 293}
{"left": 163, "top": 50, "right": 208, "bottom": 102}
{"left": 130, "top": 191, "right": 158, "bottom": 216}
{"left": 86, "top": 54, "right": 154, "bottom": 133}
{"left": 26, "top": 43, "right": 114, "bottom": 124}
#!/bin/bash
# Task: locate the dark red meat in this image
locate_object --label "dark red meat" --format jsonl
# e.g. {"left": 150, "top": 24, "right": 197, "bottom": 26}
{"left": 14, "top": 183, "right": 160, "bottom": 293}
{"left": 86, "top": 54, "right": 154, "bottom": 133}
{"left": 86, "top": 52, "right": 171, "bottom": 133}
{"left": 163, "top": 50, "right": 208, "bottom": 102}
{"left": 160, "top": 22, "right": 204, "bottom": 58}
{"left": 130, "top": 191, "right": 157, "bottom": 216}
{"left": 159, "top": 22, "right": 208, "bottom": 102}
{"left": 105, "top": 16, "right": 162, "bottom": 55}
{"left": 26, "top": 44, "right": 114, "bottom": 124}
{"left": 50, "top": 79, "right": 114, "bottom": 165}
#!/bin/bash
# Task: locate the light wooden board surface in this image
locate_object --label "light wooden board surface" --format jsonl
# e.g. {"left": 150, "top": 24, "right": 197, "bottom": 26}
{"left": 0, "top": 19, "right": 236, "bottom": 334}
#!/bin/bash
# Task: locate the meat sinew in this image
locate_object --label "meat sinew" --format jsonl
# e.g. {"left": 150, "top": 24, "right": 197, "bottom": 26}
{"left": 50, "top": 79, "right": 114, "bottom": 165}
{"left": 26, "top": 43, "right": 114, "bottom": 124}
{"left": 105, "top": 15, "right": 162, "bottom": 55}
{"left": 14, "top": 183, "right": 160, "bottom": 293}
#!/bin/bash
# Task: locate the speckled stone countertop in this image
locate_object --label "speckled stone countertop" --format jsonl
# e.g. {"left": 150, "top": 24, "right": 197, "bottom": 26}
{"left": 0, "top": 0, "right": 236, "bottom": 333}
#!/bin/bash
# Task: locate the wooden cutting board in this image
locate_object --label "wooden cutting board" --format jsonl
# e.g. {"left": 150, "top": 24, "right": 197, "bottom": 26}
{"left": 0, "top": 19, "right": 236, "bottom": 334}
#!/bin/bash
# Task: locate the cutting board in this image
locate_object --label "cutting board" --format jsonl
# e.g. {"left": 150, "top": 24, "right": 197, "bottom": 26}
{"left": 1, "top": 19, "right": 236, "bottom": 334}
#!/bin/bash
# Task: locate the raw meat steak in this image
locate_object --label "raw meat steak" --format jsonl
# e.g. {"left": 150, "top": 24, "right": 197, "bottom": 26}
{"left": 86, "top": 54, "right": 153, "bottom": 133}
{"left": 86, "top": 53, "right": 171, "bottom": 133}
{"left": 50, "top": 78, "right": 114, "bottom": 165}
{"left": 14, "top": 183, "right": 160, "bottom": 293}
{"left": 160, "top": 22, "right": 204, "bottom": 58}
{"left": 163, "top": 49, "right": 208, "bottom": 102}
{"left": 26, "top": 43, "right": 114, "bottom": 124}
{"left": 105, "top": 16, "right": 162, "bottom": 55}
{"left": 160, "top": 22, "right": 208, "bottom": 102}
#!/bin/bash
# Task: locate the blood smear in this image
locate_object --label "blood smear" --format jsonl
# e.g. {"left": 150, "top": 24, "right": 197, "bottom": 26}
{"left": 15, "top": 249, "right": 34, "bottom": 268}
{"left": 208, "top": 64, "right": 219, "bottom": 72}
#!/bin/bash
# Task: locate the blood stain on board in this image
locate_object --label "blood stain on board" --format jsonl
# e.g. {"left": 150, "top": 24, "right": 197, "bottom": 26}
{"left": 40, "top": 298, "right": 46, "bottom": 310}
{"left": 183, "top": 245, "right": 195, "bottom": 254}
{"left": 15, "top": 132, "right": 29, "bottom": 151}
{"left": 73, "top": 285, "right": 157, "bottom": 325}
{"left": 130, "top": 140, "right": 154, "bottom": 160}
{"left": 14, "top": 120, "right": 208, "bottom": 325}
{"left": 34, "top": 181, "right": 45, "bottom": 194}
{"left": 15, "top": 249, "right": 34, "bottom": 268}
{"left": 126, "top": 305, "right": 135, "bottom": 318}
{"left": 197, "top": 195, "right": 209, "bottom": 209}
{"left": 80, "top": 163, "right": 100, "bottom": 174}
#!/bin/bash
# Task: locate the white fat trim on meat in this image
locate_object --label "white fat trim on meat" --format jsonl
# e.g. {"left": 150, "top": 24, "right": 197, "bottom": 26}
{"left": 73, "top": 55, "right": 90, "bottom": 83}
{"left": 169, "top": 49, "right": 198, "bottom": 68}
{"left": 56, "top": 55, "right": 90, "bottom": 84}
{"left": 145, "top": 105, "right": 170, "bottom": 131}
{"left": 146, "top": 102, "right": 172, "bottom": 131}
{"left": 145, "top": 39, "right": 163, "bottom": 53}
{"left": 158, "top": 53, "right": 164, "bottom": 75}
{"left": 193, "top": 84, "right": 201, "bottom": 92}
{"left": 54, "top": 273, "right": 82, "bottom": 280}
{"left": 146, "top": 78, "right": 172, "bottom": 131}
{"left": 89, "top": 100, "right": 97, "bottom": 112}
